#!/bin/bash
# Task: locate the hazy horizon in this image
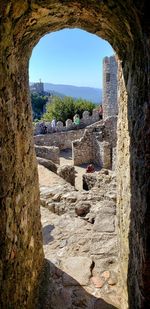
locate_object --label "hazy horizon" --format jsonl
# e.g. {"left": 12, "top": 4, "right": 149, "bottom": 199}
{"left": 30, "top": 81, "right": 102, "bottom": 90}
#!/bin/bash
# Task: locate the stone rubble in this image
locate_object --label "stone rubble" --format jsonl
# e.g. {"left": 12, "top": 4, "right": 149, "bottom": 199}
{"left": 57, "top": 165, "right": 76, "bottom": 186}
{"left": 40, "top": 168, "right": 121, "bottom": 308}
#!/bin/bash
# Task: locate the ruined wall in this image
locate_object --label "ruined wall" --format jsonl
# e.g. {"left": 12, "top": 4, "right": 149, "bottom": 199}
{"left": 34, "top": 129, "right": 84, "bottom": 150}
{"left": 57, "top": 165, "right": 76, "bottom": 186}
{"left": 72, "top": 118, "right": 117, "bottom": 168}
{"left": 94, "top": 141, "right": 111, "bottom": 169}
{"left": 102, "top": 56, "right": 118, "bottom": 120}
{"left": 0, "top": 1, "right": 150, "bottom": 308}
{"left": 72, "top": 128, "right": 94, "bottom": 165}
{"left": 34, "top": 109, "right": 100, "bottom": 135}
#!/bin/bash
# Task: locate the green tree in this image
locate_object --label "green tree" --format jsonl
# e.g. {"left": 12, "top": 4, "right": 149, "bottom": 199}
{"left": 74, "top": 98, "right": 96, "bottom": 118}
{"left": 42, "top": 96, "right": 96, "bottom": 123}
{"left": 31, "top": 93, "right": 48, "bottom": 119}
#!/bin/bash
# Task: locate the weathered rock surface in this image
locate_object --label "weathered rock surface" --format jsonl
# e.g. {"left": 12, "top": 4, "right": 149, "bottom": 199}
{"left": 75, "top": 201, "right": 91, "bottom": 216}
{"left": 62, "top": 257, "right": 92, "bottom": 286}
{"left": 37, "top": 157, "right": 58, "bottom": 173}
{"left": 35, "top": 145, "right": 60, "bottom": 164}
{"left": 39, "top": 169, "right": 120, "bottom": 308}
{"left": 83, "top": 173, "right": 97, "bottom": 190}
{"left": 57, "top": 165, "right": 76, "bottom": 186}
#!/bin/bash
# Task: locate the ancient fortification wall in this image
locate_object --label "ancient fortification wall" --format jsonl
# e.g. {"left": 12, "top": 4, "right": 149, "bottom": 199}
{"left": 34, "top": 129, "right": 84, "bottom": 150}
{"left": 102, "top": 55, "right": 118, "bottom": 120}
{"left": 72, "top": 127, "right": 94, "bottom": 165}
{"left": 1, "top": 1, "right": 150, "bottom": 308}
{"left": 35, "top": 117, "right": 117, "bottom": 170}
{"left": 72, "top": 117, "right": 117, "bottom": 169}
{"left": 34, "top": 109, "right": 100, "bottom": 135}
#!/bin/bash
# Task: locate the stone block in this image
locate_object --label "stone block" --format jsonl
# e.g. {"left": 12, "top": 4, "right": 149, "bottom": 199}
{"left": 90, "top": 234, "right": 118, "bottom": 256}
{"left": 93, "top": 213, "right": 115, "bottom": 232}
{"left": 62, "top": 257, "right": 92, "bottom": 286}
{"left": 37, "top": 157, "right": 57, "bottom": 173}
{"left": 57, "top": 165, "right": 76, "bottom": 186}
{"left": 66, "top": 119, "right": 73, "bottom": 128}
{"left": 35, "top": 145, "right": 60, "bottom": 164}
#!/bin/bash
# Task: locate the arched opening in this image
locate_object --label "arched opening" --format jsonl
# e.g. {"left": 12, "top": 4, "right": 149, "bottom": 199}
{"left": 29, "top": 29, "right": 120, "bottom": 308}
{"left": 1, "top": 2, "right": 150, "bottom": 308}
{"left": 30, "top": 28, "right": 116, "bottom": 182}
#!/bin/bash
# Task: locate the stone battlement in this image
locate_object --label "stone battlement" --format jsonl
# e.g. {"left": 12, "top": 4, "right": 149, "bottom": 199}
{"left": 34, "top": 116, "right": 117, "bottom": 170}
{"left": 34, "top": 109, "right": 100, "bottom": 135}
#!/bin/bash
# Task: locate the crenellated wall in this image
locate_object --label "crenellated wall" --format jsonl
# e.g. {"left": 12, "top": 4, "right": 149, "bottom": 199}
{"left": 34, "top": 109, "right": 100, "bottom": 135}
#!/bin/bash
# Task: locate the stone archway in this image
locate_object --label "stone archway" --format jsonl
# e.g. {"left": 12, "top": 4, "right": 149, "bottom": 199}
{"left": 0, "top": 1, "right": 150, "bottom": 308}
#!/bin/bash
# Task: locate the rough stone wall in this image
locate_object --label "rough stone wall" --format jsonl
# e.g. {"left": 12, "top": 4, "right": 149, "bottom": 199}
{"left": 35, "top": 145, "right": 60, "bottom": 164}
{"left": 103, "top": 56, "right": 118, "bottom": 120}
{"left": 73, "top": 118, "right": 117, "bottom": 168}
{"left": 57, "top": 165, "right": 76, "bottom": 186}
{"left": 83, "top": 173, "right": 97, "bottom": 191}
{"left": 117, "top": 48, "right": 150, "bottom": 308}
{"left": 104, "top": 116, "right": 118, "bottom": 148}
{"left": 0, "top": 50, "right": 44, "bottom": 307}
{"left": 72, "top": 128, "right": 94, "bottom": 165}
{"left": 112, "top": 147, "right": 116, "bottom": 171}
{"left": 34, "top": 109, "right": 100, "bottom": 135}
{"left": 1, "top": 1, "right": 150, "bottom": 308}
{"left": 116, "top": 61, "right": 131, "bottom": 308}
{"left": 97, "top": 141, "right": 111, "bottom": 169}
{"left": 34, "top": 129, "right": 84, "bottom": 150}
{"left": 118, "top": 49, "right": 150, "bottom": 308}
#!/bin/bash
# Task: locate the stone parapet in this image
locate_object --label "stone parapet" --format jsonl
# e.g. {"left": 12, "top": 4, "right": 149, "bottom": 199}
{"left": 34, "top": 109, "right": 100, "bottom": 135}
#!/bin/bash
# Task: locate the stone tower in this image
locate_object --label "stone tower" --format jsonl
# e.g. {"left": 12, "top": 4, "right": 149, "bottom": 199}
{"left": 102, "top": 55, "right": 118, "bottom": 119}
{"left": 30, "top": 80, "right": 44, "bottom": 94}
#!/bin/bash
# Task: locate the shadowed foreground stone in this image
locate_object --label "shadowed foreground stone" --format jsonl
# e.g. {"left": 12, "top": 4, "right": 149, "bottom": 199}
{"left": 62, "top": 257, "right": 92, "bottom": 286}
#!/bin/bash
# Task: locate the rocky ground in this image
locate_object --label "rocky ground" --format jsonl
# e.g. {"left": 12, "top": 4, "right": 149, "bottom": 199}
{"left": 38, "top": 152, "right": 121, "bottom": 309}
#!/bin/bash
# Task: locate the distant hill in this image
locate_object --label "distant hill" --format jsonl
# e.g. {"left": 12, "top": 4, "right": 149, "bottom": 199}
{"left": 44, "top": 83, "right": 102, "bottom": 104}
{"left": 47, "top": 90, "right": 64, "bottom": 98}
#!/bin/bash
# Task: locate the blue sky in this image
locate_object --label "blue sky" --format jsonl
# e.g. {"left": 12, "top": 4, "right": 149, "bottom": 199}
{"left": 29, "top": 28, "right": 114, "bottom": 89}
